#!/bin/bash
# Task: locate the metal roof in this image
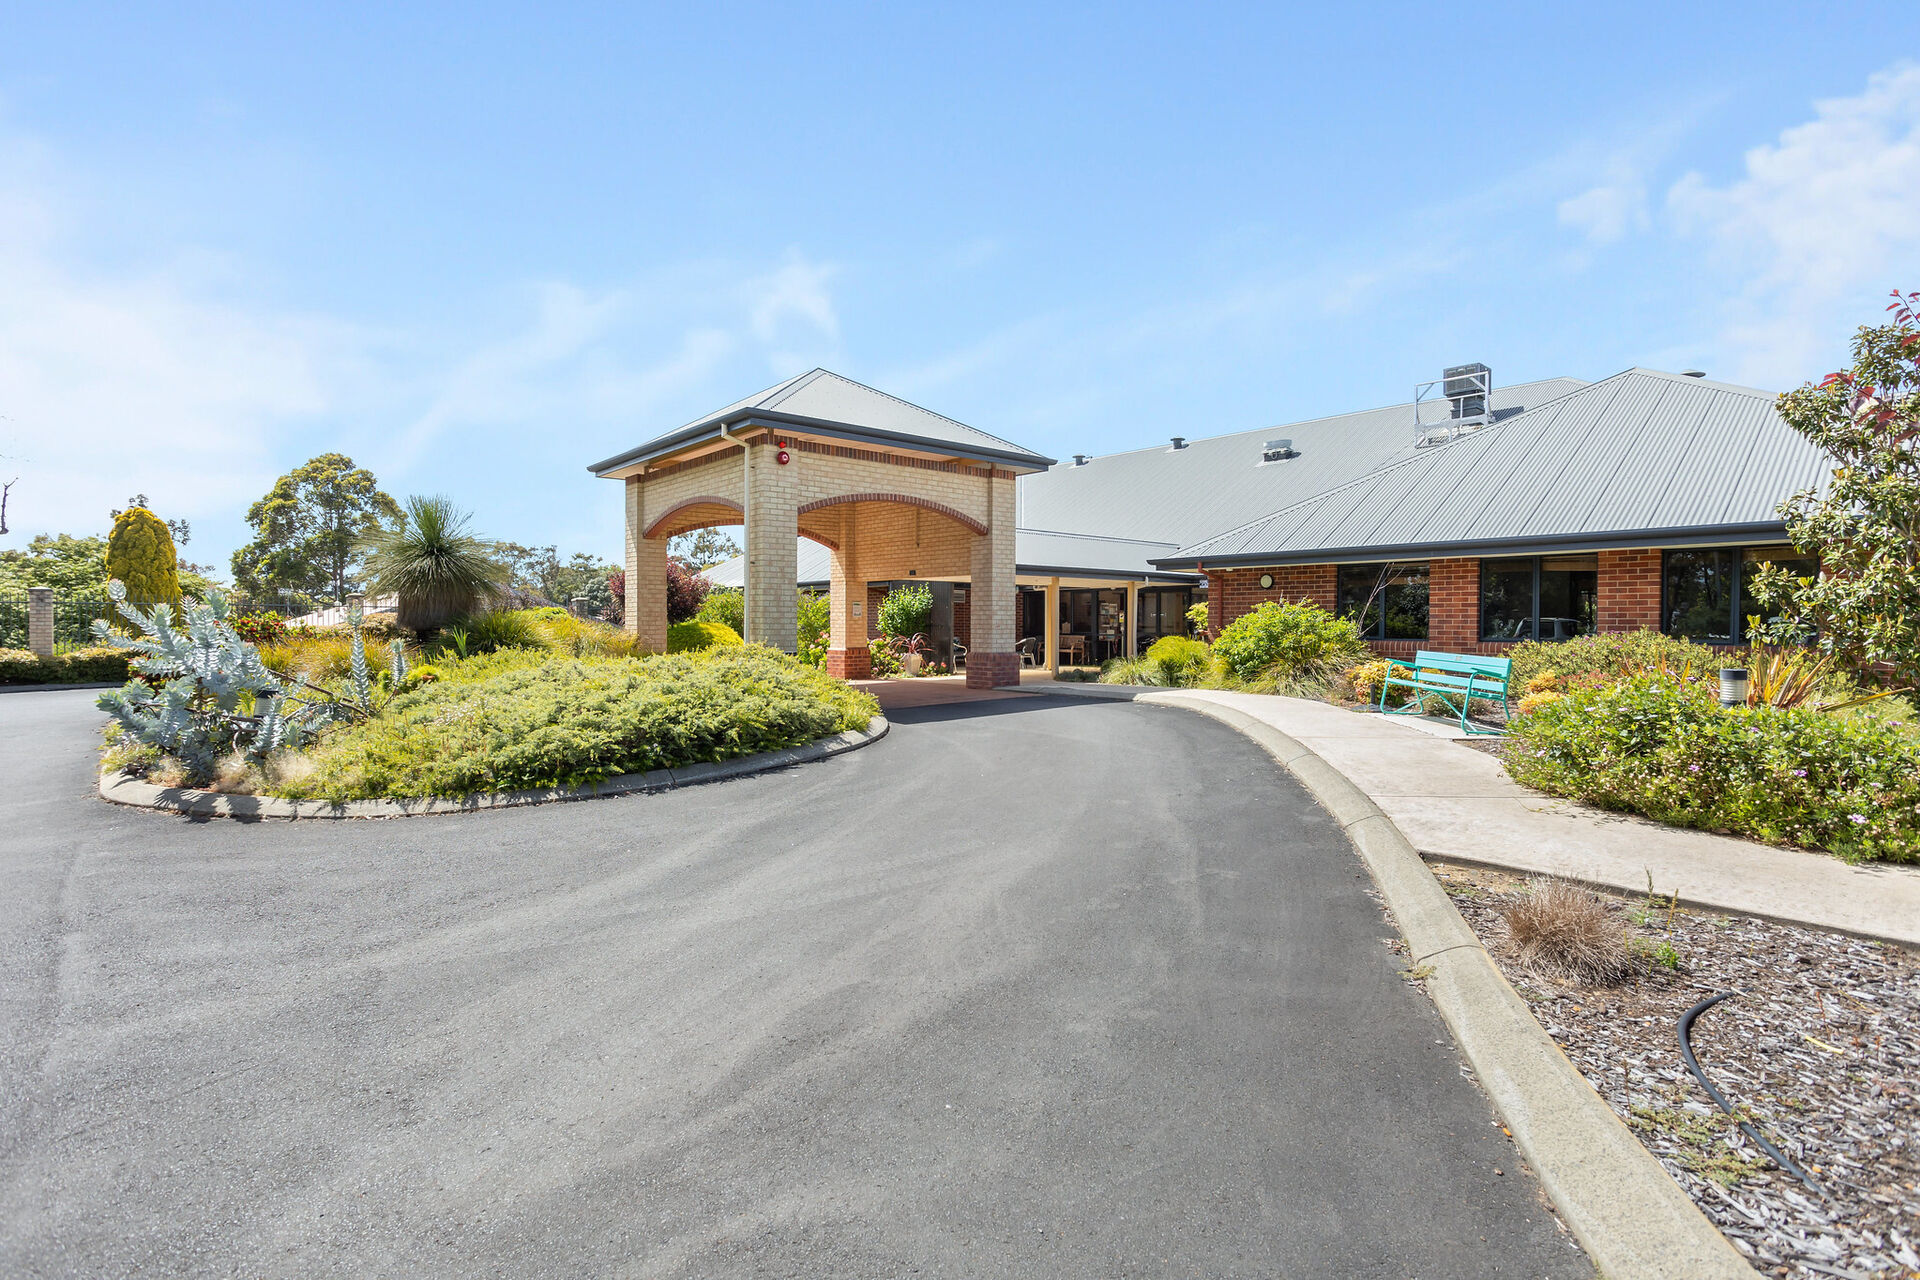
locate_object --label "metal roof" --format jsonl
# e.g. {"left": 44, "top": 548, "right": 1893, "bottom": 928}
{"left": 588, "top": 368, "right": 1054, "bottom": 475}
{"left": 1159, "top": 369, "right": 1827, "bottom": 568}
{"left": 1014, "top": 376, "right": 1588, "bottom": 548}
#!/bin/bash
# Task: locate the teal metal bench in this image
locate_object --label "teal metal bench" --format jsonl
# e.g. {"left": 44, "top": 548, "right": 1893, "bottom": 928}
{"left": 1378, "top": 650, "right": 1513, "bottom": 736}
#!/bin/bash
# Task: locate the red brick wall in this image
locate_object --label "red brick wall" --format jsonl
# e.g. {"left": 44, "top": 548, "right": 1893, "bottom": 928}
{"left": 1205, "top": 565, "right": 1336, "bottom": 634}
{"left": 1209, "top": 551, "right": 1677, "bottom": 660}
{"left": 1598, "top": 549, "right": 1663, "bottom": 633}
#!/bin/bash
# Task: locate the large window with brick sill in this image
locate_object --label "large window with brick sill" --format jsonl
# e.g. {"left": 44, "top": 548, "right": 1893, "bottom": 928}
{"left": 1336, "top": 563, "right": 1429, "bottom": 640}
{"left": 1479, "top": 556, "right": 1598, "bottom": 642}
{"left": 1662, "top": 546, "right": 1817, "bottom": 644}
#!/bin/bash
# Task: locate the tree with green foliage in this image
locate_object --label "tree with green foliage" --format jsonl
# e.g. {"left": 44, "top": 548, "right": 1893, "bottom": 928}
{"left": 496, "top": 542, "right": 619, "bottom": 612}
{"left": 1749, "top": 290, "right": 1920, "bottom": 690}
{"left": 1, "top": 534, "right": 112, "bottom": 594}
{"left": 232, "top": 454, "right": 402, "bottom": 602}
{"left": 362, "top": 495, "right": 511, "bottom": 632}
{"left": 105, "top": 507, "right": 182, "bottom": 607}
{"left": 669, "top": 527, "right": 740, "bottom": 571}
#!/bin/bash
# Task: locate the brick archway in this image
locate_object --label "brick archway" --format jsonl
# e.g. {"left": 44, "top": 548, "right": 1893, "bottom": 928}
{"left": 797, "top": 493, "right": 989, "bottom": 537}
{"left": 642, "top": 496, "right": 744, "bottom": 541}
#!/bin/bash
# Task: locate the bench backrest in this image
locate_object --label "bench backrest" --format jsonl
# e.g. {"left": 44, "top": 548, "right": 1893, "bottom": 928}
{"left": 1413, "top": 650, "right": 1512, "bottom": 681}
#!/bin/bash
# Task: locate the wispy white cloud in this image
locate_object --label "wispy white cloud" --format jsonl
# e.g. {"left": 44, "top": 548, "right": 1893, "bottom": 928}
{"left": 1668, "top": 62, "right": 1920, "bottom": 383}
{"left": 746, "top": 252, "right": 840, "bottom": 373}
{"left": 0, "top": 110, "right": 845, "bottom": 567}
{"left": 1558, "top": 168, "right": 1648, "bottom": 245}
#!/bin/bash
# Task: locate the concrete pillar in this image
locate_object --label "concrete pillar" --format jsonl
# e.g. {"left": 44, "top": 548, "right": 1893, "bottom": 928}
{"left": 826, "top": 507, "right": 870, "bottom": 679}
{"left": 569, "top": 596, "right": 590, "bottom": 619}
{"left": 1044, "top": 577, "right": 1060, "bottom": 676}
{"left": 27, "top": 586, "right": 54, "bottom": 657}
{"left": 743, "top": 438, "right": 798, "bottom": 653}
{"left": 1125, "top": 581, "right": 1139, "bottom": 657}
{"left": 965, "top": 473, "right": 1019, "bottom": 688}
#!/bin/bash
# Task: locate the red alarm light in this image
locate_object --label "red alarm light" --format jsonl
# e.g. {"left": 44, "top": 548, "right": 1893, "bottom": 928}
{"left": 776, "top": 449, "right": 790, "bottom": 465}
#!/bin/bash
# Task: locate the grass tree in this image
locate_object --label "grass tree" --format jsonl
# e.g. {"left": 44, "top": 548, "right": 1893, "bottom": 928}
{"left": 363, "top": 495, "right": 510, "bottom": 632}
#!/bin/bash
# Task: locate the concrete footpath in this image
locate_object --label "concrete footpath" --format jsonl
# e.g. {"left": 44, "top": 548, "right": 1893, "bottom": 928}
{"left": 1029, "top": 676, "right": 1920, "bottom": 948}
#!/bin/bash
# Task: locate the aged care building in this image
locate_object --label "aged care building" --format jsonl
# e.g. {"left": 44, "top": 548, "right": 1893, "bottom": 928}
{"left": 599, "top": 364, "right": 1827, "bottom": 676}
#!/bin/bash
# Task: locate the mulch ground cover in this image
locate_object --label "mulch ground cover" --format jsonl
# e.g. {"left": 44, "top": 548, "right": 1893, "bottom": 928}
{"left": 1427, "top": 861, "right": 1918, "bottom": 1280}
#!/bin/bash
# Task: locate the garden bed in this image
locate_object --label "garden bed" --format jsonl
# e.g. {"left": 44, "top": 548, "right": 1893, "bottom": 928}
{"left": 1431, "top": 861, "right": 1919, "bottom": 1279}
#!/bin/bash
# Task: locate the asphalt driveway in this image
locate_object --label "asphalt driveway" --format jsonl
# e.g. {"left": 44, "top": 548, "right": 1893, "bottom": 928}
{"left": 0, "top": 686, "right": 1586, "bottom": 1278}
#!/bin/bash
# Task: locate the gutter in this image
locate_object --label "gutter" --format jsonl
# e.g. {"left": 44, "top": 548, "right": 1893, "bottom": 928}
{"left": 588, "top": 408, "right": 1056, "bottom": 477}
{"left": 1154, "top": 521, "right": 1793, "bottom": 572}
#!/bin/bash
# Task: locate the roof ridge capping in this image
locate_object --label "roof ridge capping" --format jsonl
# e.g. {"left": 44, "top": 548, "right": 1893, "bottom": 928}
{"left": 1063, "top": 373, "right": 1592, "bottom": 465}
{"left": 1158, "top": 366, "right": 1782, "bottom": 561}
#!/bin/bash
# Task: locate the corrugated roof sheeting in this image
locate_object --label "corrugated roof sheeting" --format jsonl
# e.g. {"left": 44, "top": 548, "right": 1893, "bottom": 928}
{"left": 1015, "top": 378, "right": 1588, "bottom": 548}
{"left": 1168, "top": 369, "right": 1830, "bottom": 563}
{"left": 758, "top": 369, "right": 1040, "bottom": 459}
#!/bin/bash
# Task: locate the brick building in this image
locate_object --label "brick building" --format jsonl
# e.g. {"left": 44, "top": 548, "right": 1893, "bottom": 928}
{"left": 608, "top": 364, "right": 1829, "bottom": 676}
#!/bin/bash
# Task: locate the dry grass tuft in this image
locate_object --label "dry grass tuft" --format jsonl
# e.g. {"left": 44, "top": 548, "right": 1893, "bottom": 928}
{"left": 1502, "top": 878, "right": 1631, "bottom": 986}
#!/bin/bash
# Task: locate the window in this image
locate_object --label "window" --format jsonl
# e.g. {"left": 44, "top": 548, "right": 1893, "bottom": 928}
{"left": 1663, "top": 546, "right": 1818, "bottom": 643}
{"left": 1479, "top": 556, "right": 1598, "bottom": 642}
{"left": 1337, "top": 563, "right": 1429, "bottom": 640}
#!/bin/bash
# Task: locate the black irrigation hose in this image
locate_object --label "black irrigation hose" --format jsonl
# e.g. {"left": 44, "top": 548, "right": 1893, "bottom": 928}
{"left": 1677, "top": 989, "right": 1828, "bottom": 1199}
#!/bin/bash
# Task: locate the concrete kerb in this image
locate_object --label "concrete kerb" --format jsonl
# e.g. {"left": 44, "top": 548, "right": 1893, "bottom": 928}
{"left": 97, "top": 715, "right": 890, "bottom": 821}
{"left": 1067, "top": 685, "right": 1756, "bottom": 1279}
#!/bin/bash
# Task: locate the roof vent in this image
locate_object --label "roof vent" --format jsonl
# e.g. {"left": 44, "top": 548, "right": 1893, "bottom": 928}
{"left": 1169, "top": 436, "right": 1187, "bottom": 450}
{"left": 1261, "top": 438, "right": 1297, "bottom": 463}
{"left": 1682, "top": 369, "right": 1706, "bottom": 378}
{"left": 1072, "top": 454, "right": 1089, "bottom": 466}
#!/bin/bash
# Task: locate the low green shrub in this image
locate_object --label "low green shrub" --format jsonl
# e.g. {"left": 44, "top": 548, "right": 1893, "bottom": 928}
{"left": 258, "top": 633, "right": 357, "bottom": 682}
{"left": 276, "top": 647, "right": 878, "bottom": 800}
{"left": 1212, "top": 600, "right": 1368, "bottom": 683}
{"left": 697, "top": 588, "right": 744, "bottom": 635}
{"left": 668, "top": 619, "right": 742, "bottom": 653}
{"left": 1505, "top": 673, "right": 1920, "bottom": 863}
{"left": 1505, "top": 630, "right": 1727, "bottom": 691}
{"left": 867, "top": 636, "right": 901, "bottom": 678}
{"left": 1101, "top": 636, "right": 1214, "bottom": 687}
{"left": 529, "top": 610, "right": 645, "bottom": 658}
{"left": 1144, "top": 635, "right": 1212, "bottom": 684}
{"left": 448, "top": 608, "right": 544, "bottom": 654}
{"left": 0, "top": 646, "right": 131, "bottom": 684}
{"left": 796, "top": 592, "right": 831, "bottom": 666}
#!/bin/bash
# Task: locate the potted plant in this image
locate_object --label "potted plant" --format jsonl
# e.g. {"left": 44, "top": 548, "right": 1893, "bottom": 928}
{"left": 901, "top": 633, "right": 930, "bottom": 676}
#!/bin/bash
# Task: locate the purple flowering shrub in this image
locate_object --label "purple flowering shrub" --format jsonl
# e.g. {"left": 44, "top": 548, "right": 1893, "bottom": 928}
{"left": 1505, "top": 672, "right": 1920, "bottom": 863}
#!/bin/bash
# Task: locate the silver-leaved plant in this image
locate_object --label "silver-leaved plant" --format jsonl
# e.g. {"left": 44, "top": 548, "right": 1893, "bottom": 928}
{"left": 92, "top": 581, "right": 337, "bottom": 784}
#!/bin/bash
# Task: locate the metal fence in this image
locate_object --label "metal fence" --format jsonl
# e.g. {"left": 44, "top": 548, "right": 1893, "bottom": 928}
{"left": 1, "top": 589, "right": 352, "bottom": 651}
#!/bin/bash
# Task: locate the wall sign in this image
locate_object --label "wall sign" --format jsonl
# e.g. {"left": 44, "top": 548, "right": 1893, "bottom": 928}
{"left": 1259, "top": 573, "right": 1275, "bottom": 589}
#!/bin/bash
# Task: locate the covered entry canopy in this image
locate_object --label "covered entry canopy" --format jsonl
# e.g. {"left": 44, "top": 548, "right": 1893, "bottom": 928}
{"left": 589, "top": 369, "right": 1053, "bottom": 687}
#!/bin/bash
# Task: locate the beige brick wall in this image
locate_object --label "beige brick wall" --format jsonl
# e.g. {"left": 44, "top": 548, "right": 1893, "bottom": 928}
{"left": 618, "top": 428, "right": 1019, "bottom": 666}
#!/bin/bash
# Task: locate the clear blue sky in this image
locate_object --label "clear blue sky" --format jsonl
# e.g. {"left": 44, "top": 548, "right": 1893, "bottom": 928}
{"left": 3, "top": 3, "right": 1917, "bottom": 574}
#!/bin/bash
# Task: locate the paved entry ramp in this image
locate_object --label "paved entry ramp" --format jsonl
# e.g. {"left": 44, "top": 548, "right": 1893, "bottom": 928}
{"left": 0, "top": 688, "right": 1586, "bottom": 1278}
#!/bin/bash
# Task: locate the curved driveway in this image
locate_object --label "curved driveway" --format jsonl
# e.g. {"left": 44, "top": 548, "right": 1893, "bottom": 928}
{"left": 0, "top": 687, "right": 1584, "bottom": 1278}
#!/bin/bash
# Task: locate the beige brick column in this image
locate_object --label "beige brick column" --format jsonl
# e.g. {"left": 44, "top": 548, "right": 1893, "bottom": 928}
{"left": 826, "top": 506, "right": 869, "bottom": 678}
{"left": 744, "top": 439, "right": 799, "bottom": 652}
{"left": 27, "top": 586, "right": 55, "bottom": 657}
{"left": 624, "top": 477, "right": 669, "bottom": 653}
{"left": 965, "top": 473, "right": 1019, "bottom": 688}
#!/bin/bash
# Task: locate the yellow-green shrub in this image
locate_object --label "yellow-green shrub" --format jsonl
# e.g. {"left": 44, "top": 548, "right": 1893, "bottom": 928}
{"left": 105, "top": 508, "right": 181, "bottom": 608}
{"left": 668, "top": 619, "right": 742, "bottom": 653}
{"left": 276, "top": 646, "right": 877, "bottom": 800}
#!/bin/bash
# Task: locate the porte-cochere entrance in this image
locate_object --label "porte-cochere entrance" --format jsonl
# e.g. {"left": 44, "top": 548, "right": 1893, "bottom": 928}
{"left": 588, "top": 369, "right": 1054, "bottom": 688}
